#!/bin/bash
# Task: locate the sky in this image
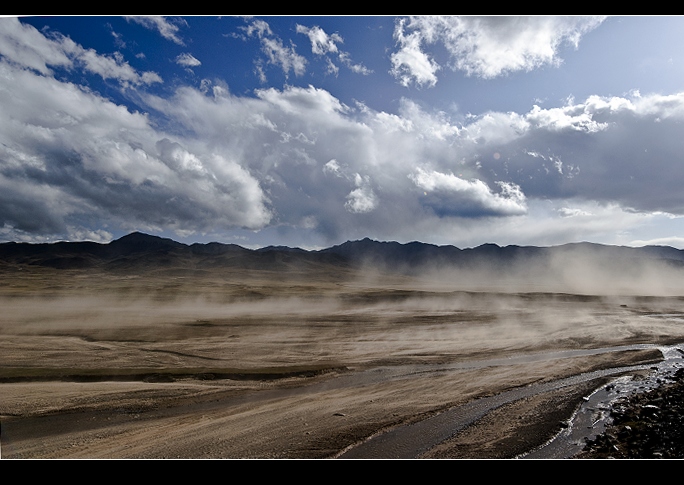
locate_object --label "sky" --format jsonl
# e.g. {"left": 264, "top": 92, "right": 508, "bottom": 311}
{"left": 3, "top": 16, "right": 684, "bottom": 249}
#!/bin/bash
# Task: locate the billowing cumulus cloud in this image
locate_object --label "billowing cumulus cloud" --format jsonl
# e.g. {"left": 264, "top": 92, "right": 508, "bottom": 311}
{"left": 4, "top": 17, "right": 684, "bottom": 248}
{"left": 345, "top": 174, "right": 377, "bottom": 213}
{"left": 390, "top": 18, "right": 440, "bottom": 88}
{"left": 409, "top": 169, "right": 527, "bottom": 217}
{"left": 0, "top": 22, "right": 271, "bottom": 241}
{"left": 131, "top": 84, "right": 684, "bottom": 244}
{"left": 391, "top": 16, "right": 605, "bottom": 85}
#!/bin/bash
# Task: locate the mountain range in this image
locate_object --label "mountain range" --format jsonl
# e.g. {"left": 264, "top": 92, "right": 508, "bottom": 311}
{"left": 2, "top": 231, "right": 684, "bottom": 275}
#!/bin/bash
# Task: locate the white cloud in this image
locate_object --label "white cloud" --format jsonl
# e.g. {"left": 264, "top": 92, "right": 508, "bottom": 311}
{"left": 526, "top": 103, "right": 608, "bottom": 132}
{"left": 241, "top": 19, "right": 272, "bottom": 38}
{"left": 0, "top": 18, "right": 162, "bottom": 87}
{"left": 0, "top": 16, "right": 71, "bottom": 75}
{"left": 325, "top": 57, "right": 339, "bottom": 76}
{"left": 126, "top": 16, "right": 187, "bottom": 45}
{"left": 0, "top": 41, "right": 272, "bottom": 241}
{"left": 339, "top": 52, "right": 372, "bottom": 75}
{"left": 296, "top": 25, "right": 341, "bottom": 55}
{"left": 261, "top": 37, "right": 307, "bottom": 77}
{"left": 391, "top": 16, "right": 605, "bottom": 85}
{"left": 409, "top": 168, "right": 527, "bottom": 216}
{"left": 390, "top": 18, "right": 440, "bottom": 88}
{"left": 630, "top": 236, "right": 684, "bottom": 249}
{"left": 255, "top": 84, "right": 349, "bottom": 115}
{"left": 323, "top": 159, "right": 342, "bottom": 176}
{"left": 296, "top": 24, "right": 372, "bottom": 77}
{"left": 558, "top": 207, "right": 592, "bottom": 217}
{"left": 141, "top": 71, "right": 163, "bottom": 84}
{"left": 397, "top": 99, "right": 460, "bottom": 140}
{"left": 65, "top": 40, "right": 162, "bottom": 86}
{"left": 66, "top": 227, "right": 113, "bottom": 243}
{"left": 243, "top": 19, "right": 306, "bottom": 79}
{"left": 345, "top": 174, "right": 377, "bottom": 213}
{"left": 491, "top": 202, "right": 654, "bottom": 249}
{"left": 176, "top": 53, "right": 201, "bottom": 67}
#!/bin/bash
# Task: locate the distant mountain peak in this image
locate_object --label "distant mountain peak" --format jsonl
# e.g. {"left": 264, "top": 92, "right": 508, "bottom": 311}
{"left": 113, "top": 231, "right": 160, "bottom": 241}
{"left": 109, "top": 232, "right": 185, "bottom": 251}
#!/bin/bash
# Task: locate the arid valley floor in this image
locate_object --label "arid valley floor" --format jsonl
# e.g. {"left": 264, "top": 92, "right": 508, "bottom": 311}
{"left": 2, "top": 246, "right": 684, "bottom": 459}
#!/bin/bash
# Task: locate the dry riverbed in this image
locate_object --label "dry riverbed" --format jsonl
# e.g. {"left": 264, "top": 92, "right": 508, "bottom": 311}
{"left": 1, "top": 268, "right": 683, "bottom": 459}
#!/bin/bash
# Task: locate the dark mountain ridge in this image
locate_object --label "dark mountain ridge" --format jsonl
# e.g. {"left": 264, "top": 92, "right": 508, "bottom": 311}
{"left": 2, "top": 232, "right": 684, "bottom": 275}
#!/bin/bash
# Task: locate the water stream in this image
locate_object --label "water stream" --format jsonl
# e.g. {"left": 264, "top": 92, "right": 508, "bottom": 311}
{"left": 521, "top": 344, "right": 684, "bottom": 459}
{"left": 338, "top": 343, "right": 684, "bottom": 459}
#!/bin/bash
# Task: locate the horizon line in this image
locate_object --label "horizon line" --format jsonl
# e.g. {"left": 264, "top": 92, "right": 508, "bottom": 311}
{"left": 1, "top": 230, "right": 682, "bottom": 253}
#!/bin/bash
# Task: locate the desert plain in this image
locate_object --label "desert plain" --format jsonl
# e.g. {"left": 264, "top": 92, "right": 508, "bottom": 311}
{"left": 2, "top": 240, "right": 684, "bottom": 459}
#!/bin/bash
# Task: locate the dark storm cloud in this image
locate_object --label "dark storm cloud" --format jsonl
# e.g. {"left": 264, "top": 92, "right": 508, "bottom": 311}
{"left": 469, "top": 94, "right": 684, "bottom": 214}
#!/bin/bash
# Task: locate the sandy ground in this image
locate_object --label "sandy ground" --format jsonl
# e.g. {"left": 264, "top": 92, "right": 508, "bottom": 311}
{"left": 1, "top": 267, "right": 683, "bottom": 459}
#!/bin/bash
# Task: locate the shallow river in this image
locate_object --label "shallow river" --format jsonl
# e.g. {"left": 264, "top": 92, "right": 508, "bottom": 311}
{"left": 338, "top": 343, "right": 684, "bottom": 459}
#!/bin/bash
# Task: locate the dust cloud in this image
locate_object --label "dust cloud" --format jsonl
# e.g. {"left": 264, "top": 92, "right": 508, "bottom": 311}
{"left": 4, "top": 251, "right": 684, "bottom": 458}
{"left": 406, "top": 249, "right": 684, "bottom": 296}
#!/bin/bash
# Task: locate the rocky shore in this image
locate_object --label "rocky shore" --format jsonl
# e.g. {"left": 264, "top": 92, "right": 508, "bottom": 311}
{"left": 577, "top": 368, "right": 684, "bottom": 459}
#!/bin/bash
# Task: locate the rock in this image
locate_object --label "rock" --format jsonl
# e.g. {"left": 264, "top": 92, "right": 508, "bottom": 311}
{"left": 578, "top": 372, "right": 684, "bottom": 458}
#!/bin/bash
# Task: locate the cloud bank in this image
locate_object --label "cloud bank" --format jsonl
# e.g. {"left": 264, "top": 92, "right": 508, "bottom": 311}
{"left": 1, "top": 17, "right": 683, "bottom": 249}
